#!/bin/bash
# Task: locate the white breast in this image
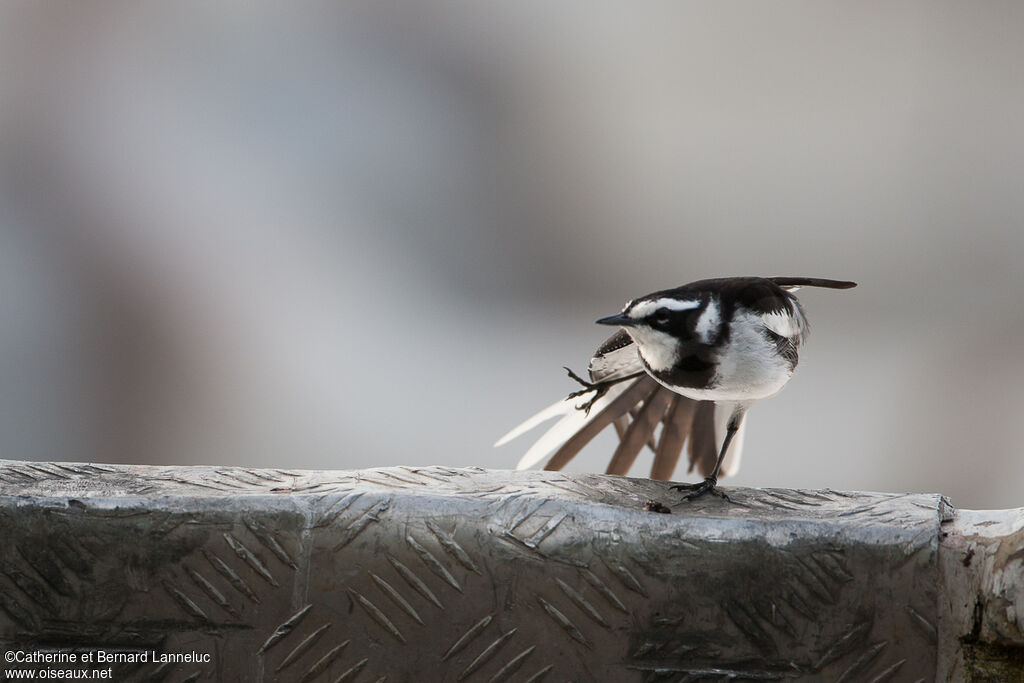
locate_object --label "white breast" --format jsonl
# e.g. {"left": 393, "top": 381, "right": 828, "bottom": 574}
{"left": 682, "top": 309, "right": 796, "bottom": 402}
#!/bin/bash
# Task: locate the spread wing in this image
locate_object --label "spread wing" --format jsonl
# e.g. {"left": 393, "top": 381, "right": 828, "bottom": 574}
{"left": 495, "top": 331, "right": 745, "bottom": 480}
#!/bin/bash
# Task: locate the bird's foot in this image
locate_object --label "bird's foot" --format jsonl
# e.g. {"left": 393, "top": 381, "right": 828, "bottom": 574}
{"left": 563, "top": 367, "right": 608, "bottom": 415}
{"left": 670, "top": 477, "right": 729, "bottom": 501}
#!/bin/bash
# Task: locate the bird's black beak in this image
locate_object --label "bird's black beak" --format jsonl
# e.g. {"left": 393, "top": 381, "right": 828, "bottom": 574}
{"left": 596, "top": 313, "right": 636, "bottom": 327}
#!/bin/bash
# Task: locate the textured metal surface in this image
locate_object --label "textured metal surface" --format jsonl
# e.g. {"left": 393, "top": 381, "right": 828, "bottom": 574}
{"left": 938, "top": 506, "right": 1024, "bottom": 681}
{"left": 0, "top": 460, "right": 951, "bottom": 682}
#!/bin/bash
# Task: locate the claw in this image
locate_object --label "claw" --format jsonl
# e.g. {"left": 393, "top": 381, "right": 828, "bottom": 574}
{"left": 563, "top": 366, "right": 609, "bottom": 415}
{"left": 670, "top": 477, "right": 727, "bottom": 501}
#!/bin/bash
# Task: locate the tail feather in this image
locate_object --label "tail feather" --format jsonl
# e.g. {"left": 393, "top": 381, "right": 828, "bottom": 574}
{"left": 769, "top": 277, "right": 856, "bottom": 291}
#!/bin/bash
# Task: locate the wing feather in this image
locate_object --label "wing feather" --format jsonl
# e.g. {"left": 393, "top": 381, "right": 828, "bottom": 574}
{"left": 542, "top": 375, "right": 659, "bottom": 471}
{"left": 612, "top": 415, "right": 629, "bottom": 440}
{"left": 604, "top": 386, "right": 673, "bottom": 475}
{"left": 502, "top": 325, "right": 758, "bottom": 479}
{"left": 688, "top": 401, "right": 719, "bottom": 476}
{"left": 494, "top": 397, "right": 577, "bottom": 448}
{"left": 514, "top": 381, "right": 631, "bottom": 470}
{"left": 650, "top": 396, "right": 696, "bottom": 480}
{"left": 686, "top": 401, "right": 748, "bottom": 477}
{"left": 588, "top": 330, "right": 643, "bottom": 383}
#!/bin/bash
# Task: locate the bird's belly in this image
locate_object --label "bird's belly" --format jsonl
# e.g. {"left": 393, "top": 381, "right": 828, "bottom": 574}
{"left": 654, "top": 328, "right": 796, "bottom": 402}
{"left": 710, "top": 328, "right": 796, "bottom": 400}
{"left": 665, "top": 363, "right": 792, "bottom": 401}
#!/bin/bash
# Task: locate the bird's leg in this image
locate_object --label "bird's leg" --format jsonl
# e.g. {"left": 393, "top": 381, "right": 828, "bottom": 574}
{"left": 671, "top": 411, "right": 745, "bottom": 501}
{"left": 563, "top": 367, "right": 641, "bottom": 415}
{"left": 563, "top": 367, "right": 607, "bottom": 415}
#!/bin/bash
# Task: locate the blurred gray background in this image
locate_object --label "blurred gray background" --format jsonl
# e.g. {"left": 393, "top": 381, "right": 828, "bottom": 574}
{"left": 1, "top": 2, "right": 1021, "bottom": 509}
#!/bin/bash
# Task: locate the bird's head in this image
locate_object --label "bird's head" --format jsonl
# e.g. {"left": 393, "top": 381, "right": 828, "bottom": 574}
{"left": 597, "top": 294, "right": 719, "bottom": 371}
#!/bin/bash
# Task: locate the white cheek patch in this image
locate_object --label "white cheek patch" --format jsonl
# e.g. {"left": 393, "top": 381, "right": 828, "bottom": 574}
{"left": 627, "top": 326, "right": 679, "bottom": 371}
{"left": 694, "top": 299, "right": 720, "bottom": 344}
{"left": 762, "top": 309, "right": 806, "bottom": 339}
{"left": 627, "top": 297, "right": 700, "bottom": 319}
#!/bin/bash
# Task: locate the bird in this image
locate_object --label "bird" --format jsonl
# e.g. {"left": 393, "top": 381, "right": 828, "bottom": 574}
{"left": 495, "top": 276, "right": 856, "bottom": 500}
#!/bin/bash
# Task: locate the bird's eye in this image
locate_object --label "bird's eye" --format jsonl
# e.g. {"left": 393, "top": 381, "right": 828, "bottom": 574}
{"left": 652, "top": 308, "right": 671, "bottom": 326}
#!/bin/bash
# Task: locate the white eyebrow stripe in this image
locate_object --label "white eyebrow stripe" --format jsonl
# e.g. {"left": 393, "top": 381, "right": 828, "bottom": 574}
{"left": 627, "top": 298, "right": 701, "bottom": 318}
{"left": 694, "top": 298, "right": 720, "bottom": 343}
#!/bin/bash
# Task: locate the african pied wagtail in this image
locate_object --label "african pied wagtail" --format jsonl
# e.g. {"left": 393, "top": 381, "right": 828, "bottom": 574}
{"left": 496, "top": 276, "right": 856, "bottom": 500}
